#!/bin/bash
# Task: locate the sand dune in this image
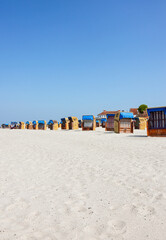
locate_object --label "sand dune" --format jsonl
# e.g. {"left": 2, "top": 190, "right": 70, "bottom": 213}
{"left": 0, "top": 128, "right": 166, "bottom": 240}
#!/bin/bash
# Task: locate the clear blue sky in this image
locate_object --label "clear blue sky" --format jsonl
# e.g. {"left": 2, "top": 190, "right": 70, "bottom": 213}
{"left": 0, "top": 0, "right": 165, "bottom": 124}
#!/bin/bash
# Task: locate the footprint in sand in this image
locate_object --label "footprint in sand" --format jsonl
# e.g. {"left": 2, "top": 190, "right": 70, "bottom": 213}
{"left": 151, "top": 193, "right": 164, "bottom": 203}
{"left": 25, "top": 211, "right": 41, "bottom": 221}
{"left": 64, "top": 199, "right": 87, "bottom": 214}
{"left": 109, "top": 204, "right": 121, "bottom": 211}
{"left": 132, "top": 188, "right": 150, "bottom": 198}
{"left": 5, "top": 199, "right": 29, "bottom": 212}
{"left": 106, "top": 220, "right": 127, "bottom": 236}
{"left": 79, "top": 226, "right": 100, "bottom": 240}
{"left": 131, "top": 204, "right": 156, "bottom": 217}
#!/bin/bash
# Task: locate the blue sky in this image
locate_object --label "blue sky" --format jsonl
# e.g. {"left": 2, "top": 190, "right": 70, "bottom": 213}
{"left": 0, "top": 0, "right": 165, "bottom": 124}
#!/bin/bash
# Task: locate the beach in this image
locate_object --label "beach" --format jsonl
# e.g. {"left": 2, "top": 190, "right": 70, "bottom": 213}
{"left": 0, "top": 128, "right": 166, "bottom": 240}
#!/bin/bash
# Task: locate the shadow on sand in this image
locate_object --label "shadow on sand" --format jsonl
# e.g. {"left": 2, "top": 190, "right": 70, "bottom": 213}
{"left": 127, "top": 135, "right": 147, "bottom": 138}
{"left": 103, "top": 131, "right": 114, "bottom": 134}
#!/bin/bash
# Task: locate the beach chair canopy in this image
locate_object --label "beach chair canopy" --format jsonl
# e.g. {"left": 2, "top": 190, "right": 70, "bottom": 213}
{"left": 68, "top": 117, "right": 78, "bottom": 121}
{"left": 147, "top": 107, "right": 166, "bottom": 116}
{"left": 119, "top": 112, "right": 134, "bottom": 119}
{"left": 133, "top": 117, "right": 138, "bottom": 122}
{"left": 48, "top": 120, "right": 57, "bottom": 125}
{"left": 26, "top": 121, "right": 31, "bottom": 125}
{"left": 2, "top": 124, "right": 9, "bottom": 127}
{"left": 61, "top": 118, "right": 67, "bottom": 122}
{"left": 133, "top": 117, "right": 137, "bottom": 121}
{"left": 32, "top": 121, "right": 37, "bottom": 125}
{"left": 101, "top": 118, "right": 107, "bottom": 123}
{"left": 48, "top": 120, "right": 53, "bottom": 125}
{"left": 106, "top": 114, "right": 115, "bottom": 118}
{"left": 11, "top": 122, "right": 17, "bottom": 125}
{"left": 96, "top": 120, "right": 99, "bottom": 123}
{"left": 38, "top": 120, "right": 45, "bottom": 124}
{"left": 82, "top": 115, "right": 94, "bottom": 121}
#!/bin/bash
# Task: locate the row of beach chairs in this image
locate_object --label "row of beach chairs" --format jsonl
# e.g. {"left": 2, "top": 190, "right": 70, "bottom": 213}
{"left": 0, "top": 112, "right": 142, "bottom": 134}
{"left": 1, "top": 107, "right": 166, "bottom": 136}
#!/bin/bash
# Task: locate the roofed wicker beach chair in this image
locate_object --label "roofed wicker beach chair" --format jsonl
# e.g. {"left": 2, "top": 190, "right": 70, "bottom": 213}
{"left": 114, "top": 112, "right": 134, "bottom": 133}
{"left": 26, "top": 121, "right": 33, "bottom": 129}
{"left": 101, "top": 118, "right": 106, "bottom": 128}
{"left": 105, "top": 111, "right": 119, "bottom": 131}
{"left": 78, "top": 120, "right": 82, "bottom": 128}
{"left": 96, "top": 120, "right": 100, "bottom": 127}
{"left": 134, "top": 117, "right": 147, "bottom": 130}
{"left": 61, "top": 118, "right": 69, "bottom": 130}
{"left": 18, "top": 122, "right": 25, "bottom": 129}
{"left": 1, "top": 124, "right": 10, "bottom": 129}
{"left": 10, "top": 122, "right": 18, "bottom": 129}
{"left": 147, "top": 106, "right": 166, "bottom": 137}
{"left": 32, "top": 121, "right": 38, "bottom": 130}
{"left": 38, "top": 120, "right": 47, "bottom": 130}
{"left": 68, "top": 117, "right": 79, "bottom": 130}
{"left": 47, "top": 120, "right": 58, "bottom": 130}
{"left": 82, "top": 115, "right": 96, "bottom": 131}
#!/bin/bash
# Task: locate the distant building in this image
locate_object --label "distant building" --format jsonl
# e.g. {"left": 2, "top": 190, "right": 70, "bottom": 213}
{"left": 97, "top": 110, "right": 107, "bottom": 119}
{"left": 130, "top": 108, "right": 138, "bottom": 116}
{"left": 130, "top": 108, "right": 148, "bottom": 118}
{"left": 97, "top": 110, "right": 120, "bottom": 119}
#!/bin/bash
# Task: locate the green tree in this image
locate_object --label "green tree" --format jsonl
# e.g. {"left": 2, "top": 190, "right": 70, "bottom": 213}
{"left": 138, "top": 104, "right": 148, "bottom": 114}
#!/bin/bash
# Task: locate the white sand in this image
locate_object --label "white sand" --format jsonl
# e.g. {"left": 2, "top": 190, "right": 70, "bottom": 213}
{"left": 0, "top": 128, "right": 166, "bottom": 240}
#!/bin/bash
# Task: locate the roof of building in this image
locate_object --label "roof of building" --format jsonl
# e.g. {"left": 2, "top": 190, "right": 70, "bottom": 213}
{"left": 98, "top": 110, "right": 120, "bottom": 116}
{"left": 130, "top": 108, "right": 138, "bottom": 115}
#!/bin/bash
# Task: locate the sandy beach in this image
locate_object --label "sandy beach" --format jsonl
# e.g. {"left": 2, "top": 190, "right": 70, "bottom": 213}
{"left": 0, "top": 128, "right": 166, "bottom": 240}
